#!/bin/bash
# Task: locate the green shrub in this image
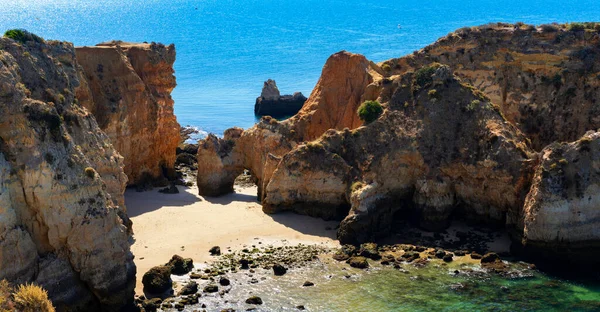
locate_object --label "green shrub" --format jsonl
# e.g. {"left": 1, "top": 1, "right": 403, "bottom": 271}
{"left": 414, "top": 63, "right": 442, "bottom": 88}
{"left": 568, "top": 23, "right": 585, "bottom": 32}
{"left": 4, "top": 29, "right": 44, "bottom": 44}
{"left": 357, "top": 100, "right": 383, "bottom": 124}
{"left": 540, "top": 24, "right": 559, "bottom": 33}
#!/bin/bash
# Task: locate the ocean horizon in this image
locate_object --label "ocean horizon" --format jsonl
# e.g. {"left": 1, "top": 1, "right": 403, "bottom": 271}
{"left": 1, "top": 0, "right": 599, "bottom": 138}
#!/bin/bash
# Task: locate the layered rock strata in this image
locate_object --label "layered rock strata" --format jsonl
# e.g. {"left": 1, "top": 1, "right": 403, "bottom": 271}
{"left": 0, "top": 36, "right": 134, "bottom": 310}
{"left": 197, "top": 23, "right": 600, "bottom": 266}
{"left": 254, "top": 79, "right": 307, "bottom": 118}
{"left": 76, "top": 41, "right": 180, "bottom": 186}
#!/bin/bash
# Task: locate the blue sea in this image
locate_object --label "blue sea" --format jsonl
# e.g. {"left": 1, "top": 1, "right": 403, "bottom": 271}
{"left": 1, "top": 0, "right": 599, "bottom": 138}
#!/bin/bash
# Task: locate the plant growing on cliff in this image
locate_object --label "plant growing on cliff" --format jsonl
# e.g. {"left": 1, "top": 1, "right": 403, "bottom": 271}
{"left": 12, "top": 283, "right": 55, "bottom": 312}
{"left": 0, "top": 280, "right": 12, "bottom": 312}
{"left": 4, "top": 29, "right": 44, "bottom": 44}
{"left": 414, "top": 63, "right": 443, "bottom": 88}
{"left": 85, "top": 167, "right": 96, "bottom": 179}
{"left": 357, "top": 100, "right": 383, "bottom": 124}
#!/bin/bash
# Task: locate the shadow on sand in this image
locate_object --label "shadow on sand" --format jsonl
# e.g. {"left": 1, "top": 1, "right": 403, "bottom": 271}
{"left": 265, "top": 211, "right": 339, "bottom": 240}
{"left": 201, "top": 191, "right": 259, "bottom": 205}
{"left": 125, "top": 186, "right": 201, "bottom": 218}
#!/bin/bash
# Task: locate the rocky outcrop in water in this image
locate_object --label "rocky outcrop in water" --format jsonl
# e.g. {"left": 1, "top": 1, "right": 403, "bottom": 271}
{"left": 196, "top": 23, "right": 600, "bottom": 267}
{"left": 518, "top": 131, "right": 600, "bottom": 265}
{"left": 254, "top": 79, "right": 307, "bottom": 118}
{"left": 76, "top": 41, "right": 180, "bottom": 186}
{"left": 0, "top": 35, "right": 134, "bottom": 310}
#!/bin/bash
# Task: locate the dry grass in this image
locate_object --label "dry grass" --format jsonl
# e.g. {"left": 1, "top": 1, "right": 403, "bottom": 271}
{"left": 0, "top": 280, "right": 13, "bottom": 312}
{"left": 13, "top": 283, "right": 55, "bottom": 312}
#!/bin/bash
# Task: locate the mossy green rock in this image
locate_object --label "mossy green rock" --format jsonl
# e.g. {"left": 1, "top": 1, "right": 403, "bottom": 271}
{"left": 142, "top": 265, "right": 173, "bottom": 294}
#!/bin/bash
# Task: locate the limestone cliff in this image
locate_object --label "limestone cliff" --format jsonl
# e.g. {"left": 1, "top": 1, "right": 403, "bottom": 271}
{"left": 519, "top": 131, "right": 600, "bottom": 265}
{"left": 0, "top": 36, "right": 134, "bottom": 310}
{"left": 383, "top": 23, "right": 600, "bottom": 150}
{"left": 196, "top": 23, "right": 600, "bottom": 266}
{"left": 76, "top": 41, "right": 180, "bottom": 186}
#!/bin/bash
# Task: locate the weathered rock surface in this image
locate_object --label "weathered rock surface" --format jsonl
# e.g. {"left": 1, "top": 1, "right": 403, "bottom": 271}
{"left": 519, "top": 131, "right": 600, "bottom": 266}
{"left": 0, "top": 36, "right": 134, "bottom": 310}
{"left": 76, "top": 41, "right": 180, "bottom": 186}
{"left": 197, "top": 23, "right": 600, "bottom": 267}
{"left": 255, "top": 79, "right": 307, "bottom": 117}
{"left": 384, "top": 23, "right": 600, "bottom": 150}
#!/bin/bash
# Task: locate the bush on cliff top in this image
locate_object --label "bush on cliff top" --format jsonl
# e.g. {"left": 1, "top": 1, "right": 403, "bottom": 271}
{"left": 414, "top": 63, "right": 443, "bottom": 88}
{"left": 4, "top": 29, "right": 44, "bottom": 44}
{"left": 357, "top": 100, "right": 383, "bottom": 124}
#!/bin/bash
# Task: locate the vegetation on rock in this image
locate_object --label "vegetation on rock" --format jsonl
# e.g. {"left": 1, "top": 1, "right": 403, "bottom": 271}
{"left": 3, "top": 29, "right": 44, "bottom": 44}
{"left": 357, "top": 100, "right": 383, "bottom": 124}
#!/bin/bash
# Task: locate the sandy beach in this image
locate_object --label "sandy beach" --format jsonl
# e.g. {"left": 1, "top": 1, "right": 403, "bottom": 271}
{"left": 126, "top": 185, "right": 340, "bottom": 293}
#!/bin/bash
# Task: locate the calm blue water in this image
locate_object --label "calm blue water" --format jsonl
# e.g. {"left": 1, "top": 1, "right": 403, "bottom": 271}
{"left": 1, "top": 0, "right": 599, "bottom": 137}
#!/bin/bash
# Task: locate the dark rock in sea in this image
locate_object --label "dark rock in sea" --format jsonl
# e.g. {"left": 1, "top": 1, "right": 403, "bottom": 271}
{"left": 470, "top": 252, "right": 483, "bottom": 260}
{"left": 254, "top": 79, "right": 307, "bottom": 118}
{"left": 302, "top": 281, "right": 315, "bottom": 287}
{"left": 443, "top": 254, "right": 454, "bottom": 262}
{"left": 142, "top": 298, "right": 162, "bottom": 312}
{"left": 273, "top": 263, "right": 288, "bottom": 276}
{"left": 177, "top": 281, "right": 198, "bottom": 296}
{"left": 210, "top": 246, "right": 221, "bottom": 256}
{"left": 359, "top": 242, "right": 382, "bottom": 260}
{"left": 167, "top": 254, "right": 194, "bottom": 275}
{"left": 219, "top": 277, "right": 231, "bottom": 286}
{"left": 203, "top": 284, "right": 219, "bottom": 293}
{"left": 481, "top": 253, "right": 500, "bottom": 263}
{"left": 246, "top": 296, "right": 264, "bottom": 305}
{"left": 347, "top": 256, "right": 369, "bottom": 269}
{"left": 332, "top": 244, "right": 357, "bottom": 261}
{"left": 239, "top": 258, "right": 250, "bottom": 269}
{"left": 142, "top": 266, "right": 173, "bottom": 295}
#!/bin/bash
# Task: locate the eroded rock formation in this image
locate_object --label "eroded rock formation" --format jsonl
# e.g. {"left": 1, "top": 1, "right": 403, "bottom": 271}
{"left": 383, "top": 23, "right": 600, "bottom": 150}
{"left": 197, "top": 23, "right": 600, "bottom": 267}
{"left": 76, "top": 41, "right": 180, "bottom": 186}
{"left": 519, "top": 131, "right": 600, "bottom": 265}
{"left": 254, "top": 79, "right": 307, "bottom": 117}
{"left": 0, "top": 36, "right": 134, "bottom": 310}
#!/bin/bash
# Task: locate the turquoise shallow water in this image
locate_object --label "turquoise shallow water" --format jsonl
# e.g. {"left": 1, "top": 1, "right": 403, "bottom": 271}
{"left": 177, "top": 255, "right": 600, "bottom": 312}
{"left": 1, "top": 0, "right": 600, "bottom": 137}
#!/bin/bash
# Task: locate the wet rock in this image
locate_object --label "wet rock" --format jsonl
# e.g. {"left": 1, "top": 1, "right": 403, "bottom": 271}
{"left": 435, "top": 249, "right": 446, "bottom": 259}
{"left": 333, "top": 244, "right": 357, "bottom": 261}
{"left": 302, "top": 281, "right": 315, "bottom": 287}
{"left": 470, "top": 253, "right": 483, "bottom": 260}
{"left": 142, "top": 265, "right": 173, "bottom": 294}
{"left": 142, "top": 298, "right": 162, "bottom": 312}
{"left": 177, "top": 281, "right": 198, "bottom": 296}
{"left": 296, "top": 305, "right": 306, "bottom": 310}
{"left": 203, "top": 285, "right": 219, "bottom": 293}
{"left": 359, "top": 243, "right": 381, "bottom": 260}
{"left": 210, "top": 246, "right": 221, "bottom": 256}
{"left": 239, "top": 258, "right": 250, "bottom": 269}
{"left": 481, "top": 253, "right": 500, "bottom": 263}
{"left": 245, "top": 296, "right": 263, "bottom": 305}
{"left": 443, "top": 254, "right": 454, "bottom": 262}
{"left": 401, "top": 252, "right": 421, "bottom": 263}
{"left": 346, "top": 256, "right": 369, "bottom": 269}
{"left": 273, "top": 263, "right": 288, "bottom": 276}
{"left": 219, "top": 277, "right": 231, "bottom": 286}
{"left": 167, "top": 255, "right": 194, "bottom": 275}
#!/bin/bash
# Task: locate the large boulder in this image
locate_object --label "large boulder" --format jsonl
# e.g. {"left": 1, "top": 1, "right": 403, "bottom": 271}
{"left": 0, "top": 35, "right": 134, "bottom": 310}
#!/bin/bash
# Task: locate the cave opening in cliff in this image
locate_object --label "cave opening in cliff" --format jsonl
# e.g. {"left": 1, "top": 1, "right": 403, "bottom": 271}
{"left": 234, "top": 169, "right": 258, "bottom": 193}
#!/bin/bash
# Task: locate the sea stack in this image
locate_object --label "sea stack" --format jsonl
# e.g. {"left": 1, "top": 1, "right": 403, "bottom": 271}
{"left": 254, "top": 79, "right": 307, "bottom": 118}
